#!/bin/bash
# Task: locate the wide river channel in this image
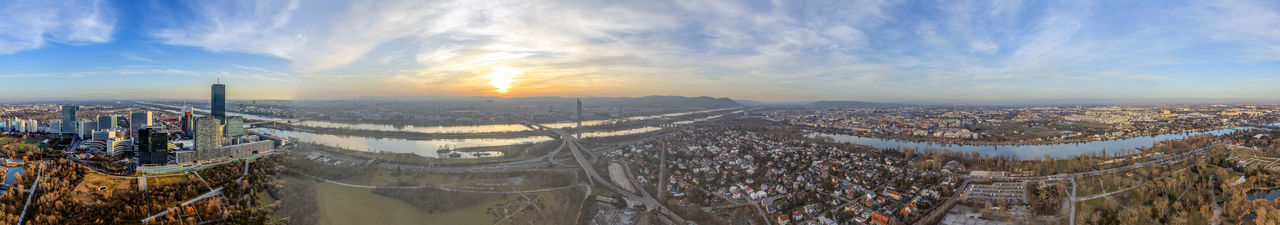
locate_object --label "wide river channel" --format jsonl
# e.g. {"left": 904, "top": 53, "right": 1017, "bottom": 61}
{"left": 811, "top": 127, "right": 1257, "bottom": 160}
{"left": 148, "top": 103, "right": 740, "bottom": 158}
{"left": 151, "top": 103, "right": 1275, "bottom": 160}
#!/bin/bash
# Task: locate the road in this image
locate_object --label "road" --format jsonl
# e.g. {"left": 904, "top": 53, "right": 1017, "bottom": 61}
{"left": 1069, "top": 177, "right": 1077, "bottom": 225}
{"left": 529, "top": 122, "right": 690, "bottom": 225}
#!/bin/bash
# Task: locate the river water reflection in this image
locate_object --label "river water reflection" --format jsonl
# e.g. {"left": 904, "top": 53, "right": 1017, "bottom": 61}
{"left": 251, "top": 128, "right": 549, "bottom": 158}
{"left": 811, "top": 128, "right": 1246, "bottom": 160}
{"left": 156, "top": 103, "right": 734, "bottom": 134}
{"left": 246, "top": 110, "right": 738, "bottom": 157}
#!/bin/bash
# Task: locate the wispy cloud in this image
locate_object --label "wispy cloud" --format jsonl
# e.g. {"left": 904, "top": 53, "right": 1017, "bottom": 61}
{"left": 120, "top": 0, "right": 1280, "bottom": 101}
{"left": 1193, "top": 0, "right": 1280, "bottom": 62}
{"left": 0, "top": 0, "right": 116, "bottom": 54}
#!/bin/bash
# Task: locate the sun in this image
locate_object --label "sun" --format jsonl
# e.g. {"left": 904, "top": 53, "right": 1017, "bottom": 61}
{"left": 485, "top": 65, "right": 521, "bottom": 93}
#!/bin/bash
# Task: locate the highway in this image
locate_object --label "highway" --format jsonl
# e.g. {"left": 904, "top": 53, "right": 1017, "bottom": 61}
{"left": 528, "top": 122, "right": 690, "bottom": 225}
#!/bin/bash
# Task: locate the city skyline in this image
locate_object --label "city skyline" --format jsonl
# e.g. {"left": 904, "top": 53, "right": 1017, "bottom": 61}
{"left": 2, "top": 0, "right": 1280, "bottom": 103}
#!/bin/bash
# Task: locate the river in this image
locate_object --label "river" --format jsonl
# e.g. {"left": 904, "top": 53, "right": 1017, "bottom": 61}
{"left": 251, "top": 128, "right": 545, "bottom": 158}
{"left": 811, "top": 128, "right": 1247, "bottom": 160}
{"left": 246, "top": 110, "right": 740, "bottom": 157}
{"left": 148, "top": 102, "right": 735, "bottom": 134}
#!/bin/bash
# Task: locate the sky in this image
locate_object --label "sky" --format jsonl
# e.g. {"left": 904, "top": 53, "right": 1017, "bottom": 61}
{"left": 1, "top": 0, "right": 1279, "bottom": 103}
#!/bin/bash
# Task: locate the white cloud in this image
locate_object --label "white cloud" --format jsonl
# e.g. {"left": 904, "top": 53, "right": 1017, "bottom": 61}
{"left": 148, "top": 0, "right": 304, "bottom": 59}
{"left": 1194, "top": 0, "right": 1280, "bottom": 62}
{"left": 0, "top": 0, "right": 116, "bottom": 54}
{"left": 143, "top": 0, "right": 896, "bottom": 94}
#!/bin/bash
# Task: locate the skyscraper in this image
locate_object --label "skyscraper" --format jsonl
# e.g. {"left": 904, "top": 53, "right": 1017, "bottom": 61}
{"left": 50, "top": 120, "right": 62, "bottom": 133}
{"left": 225, "top": 116, "right": 244, "bottom": 137}
{"left": 181, "top": 106, "right": 195, "bottom": 137}
{"left": 576, "top": 98, "right": 582, "bottom": 139}
{"left": 137, "top": 128, "right": 170, "bottom": 165}
{"left": 576, "top": 98, "right": 582, "bottom": 128}
{"left": 79, "top": 120, "right": 92, "bottom": 137}
{"left": 98, "top": 114, "right": 116, "bottom": 130}
{"left": 212, "top": 83, "right": 226, "bottom": 123}
{"left": 130, "top": 110, "right": 152, "bottom": 136}
{"left": 61, "top": 105, "right": 78, "bottom": 136}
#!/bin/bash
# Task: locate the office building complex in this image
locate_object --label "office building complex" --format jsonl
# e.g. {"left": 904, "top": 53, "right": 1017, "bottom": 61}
{"left": 130, "top": 110, "right": 152, "bottom": 134}
{"left": 137, "top": 128, "right": 170, "bottom": 165}
{"left": 97, "top": 114, "right": 117, "bottom": 130}
{"left": 49, "top": 120, "right": 62, "bottom": 133}
{"left": 79, "top": 120, "right": 93, "bottom": 137}
{"left": 212, "top": 83, "right": 226, "bottom": 123}
{"left": 225, "top": 116, "right": 244, "bottom": 137}
{"left": 176, "top": 116, "right": 264, "bottom": 164}
{"left": 61, "top": 105, "right": 78, "bottom": 136}
{"left": 195, "top": 116, "right": 223, "bottom": 153}
{"left": 181, "top": 106, "right": 195, "bottom": 137}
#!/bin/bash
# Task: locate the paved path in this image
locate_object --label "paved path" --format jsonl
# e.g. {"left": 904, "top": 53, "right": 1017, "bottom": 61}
{"left": 1076, "top": 184, "right": 1141, "bottom": 202}
{"left": 138, "top": 174, "right": 147, "bottom": 192}
{"left": 1069, "top": 177, "right": 1077, "bottom": 225}
{"left": 1210, "top": 175, "right": 1223, "bottom": 225}
{"left": 16, "top": 165, "right": 43, "bottom": 225}
{"left": 140, "top": 187, "right": 225, "bottom": 223}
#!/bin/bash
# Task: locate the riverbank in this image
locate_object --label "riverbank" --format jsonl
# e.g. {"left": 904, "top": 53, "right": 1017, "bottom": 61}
{"left": 812, "top": 127, "right": 1243, "bottom": 160}
{"left": 292, "top": 141, "right": 559, "bottom": 166}
{"left": 809, "top": 125, "right": 1239, "bottom": 146}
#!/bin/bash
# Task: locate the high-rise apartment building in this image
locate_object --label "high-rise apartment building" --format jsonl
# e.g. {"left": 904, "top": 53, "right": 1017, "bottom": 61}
{"left": 195, "top": 116, "right": 223, "bottom": 152}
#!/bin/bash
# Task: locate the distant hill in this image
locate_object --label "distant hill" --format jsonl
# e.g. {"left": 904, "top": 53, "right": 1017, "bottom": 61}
{"left": 809, "top": 100, "right": 904, "bottom": 108}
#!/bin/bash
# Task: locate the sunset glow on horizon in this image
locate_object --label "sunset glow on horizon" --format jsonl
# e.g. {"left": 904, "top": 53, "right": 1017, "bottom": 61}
{"left": 485, "top": 66, "right": 521, "bottom": 94}
{"left": 1, "top": 0, "right": 1280, "bottom": 103}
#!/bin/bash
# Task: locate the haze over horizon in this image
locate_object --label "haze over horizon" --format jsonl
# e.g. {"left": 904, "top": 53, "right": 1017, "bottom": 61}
{"left": 3, "top": 0, "right": 1280, "bottom": 102}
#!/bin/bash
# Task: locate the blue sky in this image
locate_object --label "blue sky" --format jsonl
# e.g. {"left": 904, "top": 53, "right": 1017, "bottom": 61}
{"left": 1, "top": 0, "right": 1279, "bottom": 103}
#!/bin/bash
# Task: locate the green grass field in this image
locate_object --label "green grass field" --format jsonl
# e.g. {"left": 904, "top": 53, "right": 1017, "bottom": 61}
{"left": 292, "top": 177, "right": 506, "bottom": 225}
{"left": 336, "top": 170, "right": 463, "bottom": 187}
